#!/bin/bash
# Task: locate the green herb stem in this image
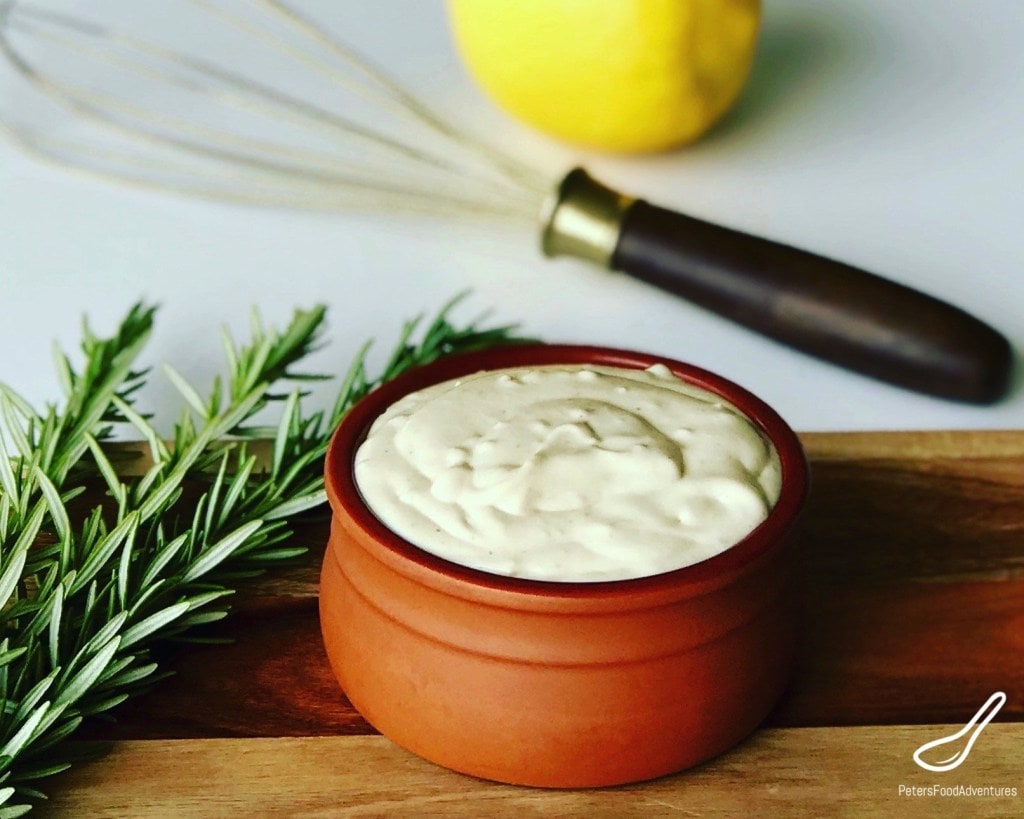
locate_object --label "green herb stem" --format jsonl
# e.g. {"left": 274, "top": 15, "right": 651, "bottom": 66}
{"left": 0, "top": 294, "right": 526, "bottom": 813}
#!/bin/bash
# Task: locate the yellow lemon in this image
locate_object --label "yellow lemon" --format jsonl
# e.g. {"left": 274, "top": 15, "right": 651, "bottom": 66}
{"left": 447, "top": 0, "right": 761, "bottom": 153}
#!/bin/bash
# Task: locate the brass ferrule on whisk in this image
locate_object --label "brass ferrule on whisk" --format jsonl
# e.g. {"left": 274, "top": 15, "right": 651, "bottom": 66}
{"left": 540, "top": 168, "right": 636, "bottom": 268}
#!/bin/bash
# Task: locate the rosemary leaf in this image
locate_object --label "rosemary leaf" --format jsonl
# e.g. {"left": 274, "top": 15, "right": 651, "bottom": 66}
{"left": 179, "top": 520, "right": 263, "bottom": 583}
{"left": 118, "top": 603, "right": 190, "bottom": 651}
{"left": 160, "top": 365, "right": 208, "bottom": 421}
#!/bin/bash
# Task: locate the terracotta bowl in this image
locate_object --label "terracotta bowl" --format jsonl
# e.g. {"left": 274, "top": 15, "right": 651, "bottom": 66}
{"left": 320, "top": 345, "right": 808, "bottom": 788}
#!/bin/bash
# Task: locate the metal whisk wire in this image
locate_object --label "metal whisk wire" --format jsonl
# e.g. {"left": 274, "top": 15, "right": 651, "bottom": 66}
{"left": 0, "top": 0, "right": 551, "bottom": 218}
{"left": 0, "top": 2, "right": 1014, "bottom": 403}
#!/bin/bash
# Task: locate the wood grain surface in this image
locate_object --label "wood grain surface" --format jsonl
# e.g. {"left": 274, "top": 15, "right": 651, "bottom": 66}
{"left": 40, "top": 430, "right": 1024, "bottom": 814}
{"left": 38, "top": 726, "right": 1024, "bottom": 818}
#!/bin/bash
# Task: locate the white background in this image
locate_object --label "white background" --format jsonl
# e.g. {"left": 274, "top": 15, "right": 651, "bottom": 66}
{"left": 1, "top": 0, "right": 1021, "bottom": 434}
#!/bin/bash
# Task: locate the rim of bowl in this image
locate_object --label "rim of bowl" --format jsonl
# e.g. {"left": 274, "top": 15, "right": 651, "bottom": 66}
{"left": 324, "top": 344, "right": 809, "bottom": 600}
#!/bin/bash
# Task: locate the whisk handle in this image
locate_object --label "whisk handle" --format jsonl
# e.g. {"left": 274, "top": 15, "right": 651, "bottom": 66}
{"left": 612, "top": 200, "right": 1013, "bottom": 403}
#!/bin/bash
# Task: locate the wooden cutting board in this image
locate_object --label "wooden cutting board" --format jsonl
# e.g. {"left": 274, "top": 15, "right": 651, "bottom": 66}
{"left": 36, "top": 431, "right": 1024, "bottom": 817}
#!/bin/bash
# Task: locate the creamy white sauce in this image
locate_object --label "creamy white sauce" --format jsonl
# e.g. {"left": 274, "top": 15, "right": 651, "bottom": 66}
{"left": 354, "top": 364, "right": 781, "bottom": 582}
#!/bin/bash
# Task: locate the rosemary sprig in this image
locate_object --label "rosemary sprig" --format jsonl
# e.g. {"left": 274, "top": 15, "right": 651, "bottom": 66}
{"left": 0, "top": 295, "right": 526, "bottom": 815}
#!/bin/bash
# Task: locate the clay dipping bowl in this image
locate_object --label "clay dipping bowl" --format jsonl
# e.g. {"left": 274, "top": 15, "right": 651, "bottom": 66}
{"left": 320, "top": 345, "right": 808, "bottom": 788}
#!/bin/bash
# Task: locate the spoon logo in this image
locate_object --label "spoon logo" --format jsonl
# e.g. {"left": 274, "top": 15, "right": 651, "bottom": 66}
{"left": 912, "top": 691, "right": 1007, "bottom": 772}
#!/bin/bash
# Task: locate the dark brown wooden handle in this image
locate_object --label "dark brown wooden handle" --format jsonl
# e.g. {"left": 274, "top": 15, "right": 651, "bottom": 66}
{"left": 612, "top": 200, "right": 1013, "bottom": 403}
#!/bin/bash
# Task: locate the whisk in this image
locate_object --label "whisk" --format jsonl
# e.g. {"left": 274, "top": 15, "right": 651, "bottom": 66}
{"left": 0, "top": 0, "right": 1012, "bottom": 403}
